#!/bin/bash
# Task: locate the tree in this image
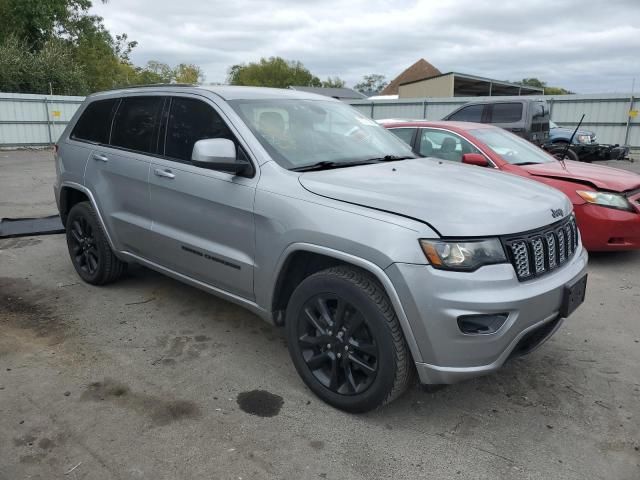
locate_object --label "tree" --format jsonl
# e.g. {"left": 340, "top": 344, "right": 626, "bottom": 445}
{"left": 227, "top": 57, "right": 321, "bottom": 88}
{"left": 353, "top": 74, "right": 388, "bottom": 95}
{"left": 144, "top": 60, "right": 173, "bottom": 82}
{"left": 0, "top": 36, "right": 88, "bottom": 95}
{"left": 114, "top": 33, "right": 137, "bottom": 63}
{"left": 174, "top": 63, "right": 204, "bottom": 84}
{"left": 0, "top": 0, "right": 108, "bottom": 50}
{"left": 0, "top": 0, "right": 205, "bottom": 94}
{"left": 322, "top": 76, "right": 345, "bottom": 88}
{"left": 518, "top": 78, "right": 573, "bottom": 95}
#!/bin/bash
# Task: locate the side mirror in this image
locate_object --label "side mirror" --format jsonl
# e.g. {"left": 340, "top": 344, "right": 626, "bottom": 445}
{"left": 191, "top": 138, "right": 249, "bottom": 175}
{"left": 462, "top": 153, "right": 489, "bottom": 167}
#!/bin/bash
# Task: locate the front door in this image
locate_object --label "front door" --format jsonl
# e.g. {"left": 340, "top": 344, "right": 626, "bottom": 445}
{"left": 147, "top": 96, "right": 257, "bottom": 300}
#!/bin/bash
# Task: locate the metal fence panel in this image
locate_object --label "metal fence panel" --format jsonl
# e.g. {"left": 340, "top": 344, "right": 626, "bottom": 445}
{"left": 350, "top": 93, "right": 639, "bottom": 147}
{"left": 1, "top": 91, "right": 638, "bottom": 148}
{"left": 0, "top": 92, "right": 84, "bottom": 147}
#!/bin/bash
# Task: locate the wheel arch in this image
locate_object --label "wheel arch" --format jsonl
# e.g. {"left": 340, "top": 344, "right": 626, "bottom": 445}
{"left": 270, "top": 243, "right": 423, "bottom": 363}
{"left": 59, "top": 185, "right": 90, "bottom": 226}
{"left": 59, "top": 182, "right": 116, "bottom": 250}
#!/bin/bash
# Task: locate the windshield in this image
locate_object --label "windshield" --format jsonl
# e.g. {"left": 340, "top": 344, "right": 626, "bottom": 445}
{"left": 469, "top": 127, "right": 555, "bottom": 165}
{"left": 229, "top": 99, "right": 415, "bottom": 169}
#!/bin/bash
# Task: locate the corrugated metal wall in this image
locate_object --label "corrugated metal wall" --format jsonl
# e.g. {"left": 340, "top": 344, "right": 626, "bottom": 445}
{"left": 0, "top": 92, "right": 84, "bottom": 147}
{"left": 1, "top": 91, "right": 638, "bottom": 148}
{"left": 350, "top": 93, "right": 639, "bottom": 147}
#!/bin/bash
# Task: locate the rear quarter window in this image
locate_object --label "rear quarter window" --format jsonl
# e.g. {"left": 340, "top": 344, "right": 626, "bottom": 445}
{"left": 70, "top": 99, "right": 119, "bottom": 144}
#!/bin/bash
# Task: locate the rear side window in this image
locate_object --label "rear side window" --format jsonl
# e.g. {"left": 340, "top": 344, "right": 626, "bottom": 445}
{"left": 491, "top": 103, "right": 523, "bottom": 123}
{"left": 164, "top": 97, "right": 234, "bottom": 162}
{"left": 111, "top": 97, "right": 164, "bottom": 154}
{"left": 388, "top": 128, "right": 416, "bottom": 146}
{"left": 70, "top": 99, "right": 118, "bottom": 144}
{"left": 447, "top": 104, "right": 484, "bottom": 122}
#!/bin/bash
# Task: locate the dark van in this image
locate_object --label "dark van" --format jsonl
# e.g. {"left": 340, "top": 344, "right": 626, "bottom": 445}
{"left": 443, "top": 98, "right": 550, "bottom": 145}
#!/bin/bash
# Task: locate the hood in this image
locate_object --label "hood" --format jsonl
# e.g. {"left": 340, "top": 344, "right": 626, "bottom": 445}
{"left": 552, "top": 127, "right": 595, "bottom": 137}
{"left": 522, "top": 160, "right": 640, "bottom": 192}
{"left": 298, "top": 158, "right": 572, "bottom": 237}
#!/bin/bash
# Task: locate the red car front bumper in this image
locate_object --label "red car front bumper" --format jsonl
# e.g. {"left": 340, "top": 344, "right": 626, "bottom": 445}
{"left": 574, "top": 203, "right": 640, "bottom": 251}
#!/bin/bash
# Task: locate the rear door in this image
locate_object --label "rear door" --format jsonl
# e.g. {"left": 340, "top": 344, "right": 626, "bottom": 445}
{"left": 387, "top": 127, "right": 418, "bottom": 149}
{"left": 83, "top": 95, "right": 163, "bottom": 255}
{"left": 147, "top": 95, "right": 257, "bottom": 300}
{"left": 486, "top": 102, "right": 526, "bottom": 139}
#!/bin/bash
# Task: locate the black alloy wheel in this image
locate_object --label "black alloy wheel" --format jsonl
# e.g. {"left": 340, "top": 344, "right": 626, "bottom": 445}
{"left": 65, "top": 201, "right": 126, "bottom": 285}
{"left": 68, "top": 215, "right": 99, "bottom": 276}
{"left": 297, "top": 294, "right": 379, "bottom": 395}
{"left": 285, "top": 266, "right": 413, "bottom": 413}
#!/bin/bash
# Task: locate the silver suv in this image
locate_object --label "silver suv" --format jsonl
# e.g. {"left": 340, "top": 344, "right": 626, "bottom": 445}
{"left": 54, "top": 86, "right": 588, "bottom": 412}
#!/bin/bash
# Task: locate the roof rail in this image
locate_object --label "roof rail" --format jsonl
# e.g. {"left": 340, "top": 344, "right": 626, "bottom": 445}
{"left": 105, "top": 83, "right": 196, "bottom": 91}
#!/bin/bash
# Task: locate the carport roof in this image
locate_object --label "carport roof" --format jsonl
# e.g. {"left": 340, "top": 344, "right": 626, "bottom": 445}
{"left": 400, "top": 72, "right": 544, "bottom": 96}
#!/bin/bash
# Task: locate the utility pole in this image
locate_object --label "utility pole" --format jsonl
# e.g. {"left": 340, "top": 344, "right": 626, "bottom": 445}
{"left": 624, "top": 78, "right": 635, "bottom": 146}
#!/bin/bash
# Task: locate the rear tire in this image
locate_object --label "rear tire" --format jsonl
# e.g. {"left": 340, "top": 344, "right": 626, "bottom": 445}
{"left": 65, "top": 201, "right": 126, "bottom": 285}
{"left": 285, "top": 266, "right": 414, "bottom": 413}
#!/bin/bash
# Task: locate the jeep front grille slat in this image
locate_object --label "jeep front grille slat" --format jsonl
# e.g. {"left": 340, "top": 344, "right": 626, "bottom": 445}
{"left": 503, "top": 216, "right": 579, "bottom": 282}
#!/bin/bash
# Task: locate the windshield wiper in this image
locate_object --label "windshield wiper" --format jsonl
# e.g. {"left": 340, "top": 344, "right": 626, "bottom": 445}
{"left": 290, "top": 155, "right": 415, "bottom": 172}
{"left": 511, "top": 161, "right": 542, "bottom": 166}
{"left": 365, "top": 155, "right": 416, "bottom": 162}
{"left": 290, "top": 161, "right": 350, "bottom": 172}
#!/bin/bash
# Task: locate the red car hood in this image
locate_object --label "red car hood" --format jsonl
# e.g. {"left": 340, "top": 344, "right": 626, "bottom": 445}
{"left": 522, "top": 160, "right": 640, "bottom": 192}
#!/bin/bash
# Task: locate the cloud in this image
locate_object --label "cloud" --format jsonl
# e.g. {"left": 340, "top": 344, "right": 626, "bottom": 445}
{"left": 91, "top": 0, "right": 640, "bottom": 93}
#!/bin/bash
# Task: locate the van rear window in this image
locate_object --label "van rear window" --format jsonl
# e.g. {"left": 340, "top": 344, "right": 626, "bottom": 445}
{"left": 70, "top": 99, "right": 118, "bottom": 144}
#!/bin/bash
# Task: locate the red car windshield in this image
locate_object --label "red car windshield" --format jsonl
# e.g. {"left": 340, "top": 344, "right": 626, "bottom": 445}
{"left": 470, "top": 127, "right": 555, "bottom": 165}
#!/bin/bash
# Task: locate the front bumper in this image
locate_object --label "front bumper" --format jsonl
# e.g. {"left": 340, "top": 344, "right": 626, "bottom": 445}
{"left": 386, "top": 247, "right": 588, "bottom": 384}
{"left": 575, "top": 203, "right": 640, "bottom": 251}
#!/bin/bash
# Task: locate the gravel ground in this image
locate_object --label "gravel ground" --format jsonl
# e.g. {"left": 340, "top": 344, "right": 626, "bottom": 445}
{"left": 1, "top": 150, "right": 639, "bottom": 480}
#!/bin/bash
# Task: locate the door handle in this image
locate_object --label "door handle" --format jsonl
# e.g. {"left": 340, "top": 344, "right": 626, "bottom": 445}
{"left": 92, "top": 153, "right": 108, "bottom": 162}
{"left": 154, "top": 168, "right": 175, "bottom": 179}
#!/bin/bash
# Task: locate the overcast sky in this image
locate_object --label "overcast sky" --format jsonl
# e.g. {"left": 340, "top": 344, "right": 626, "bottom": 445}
{"left": 92, "top": 0, "right": 640, "bottom": 94}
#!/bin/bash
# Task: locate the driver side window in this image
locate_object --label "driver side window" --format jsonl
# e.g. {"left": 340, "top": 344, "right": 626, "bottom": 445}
{"left": 419, "top": 129, "right": 480, "bottom": 162}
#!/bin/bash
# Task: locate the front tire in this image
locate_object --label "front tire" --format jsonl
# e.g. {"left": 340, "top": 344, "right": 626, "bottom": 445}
{"left": 65, "top": 201, "right": 126, "bottom": 285}
{"left": 285, "top": 266, "right": 413, "bottom": 413}
{"left": 548, "top": 144, "right": 579, "bottom": 162}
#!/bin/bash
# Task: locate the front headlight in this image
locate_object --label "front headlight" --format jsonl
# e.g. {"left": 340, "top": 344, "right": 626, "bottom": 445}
{"left": 419, "top": 238, "right": 507, "bottom": 271}
{"left": 576, "top": 134, "right": 591, "bottom": 144}
{"left": 576, "top": 190, "right": 633, "bottom": 212}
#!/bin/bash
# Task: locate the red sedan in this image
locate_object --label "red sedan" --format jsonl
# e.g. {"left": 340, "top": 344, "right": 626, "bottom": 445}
{"left": 383, "top": 120, "right": 640, "bottom": 251}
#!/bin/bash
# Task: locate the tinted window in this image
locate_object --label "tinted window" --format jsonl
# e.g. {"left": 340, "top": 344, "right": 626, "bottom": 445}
{"left": 448, "top": 104, "right": 484, "bottom": 122}
{"left": 419, "top": 129, "right": 481, "bottom": 161}
{"left": 165, "top": 97, "right": 234, "bottom": 162}
{"left": 71, "top": 99, "right": 118, "bottom": 144}
{"left": 111, "top": 97, "right": 163, "bottom": 153}
{"left": 491, "top": 103, "right": 523, "bottom": 123}
{"left": 388, "top": 128, "right": 416, "bottom": 146}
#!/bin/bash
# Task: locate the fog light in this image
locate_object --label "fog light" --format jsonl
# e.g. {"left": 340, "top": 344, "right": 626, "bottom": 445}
{"left": 457, "top": 313, "right": 508, "bottom": 335}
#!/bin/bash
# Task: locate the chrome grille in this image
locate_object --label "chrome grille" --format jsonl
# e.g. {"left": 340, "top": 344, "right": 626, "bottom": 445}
{"left": 531, "top": 237, "right": 545, "bottom": 274}
{"left": 504, "top": 216, "right": 579, "bottom": 281}
{"left": 511, "top": 241, "right": 531, "bottom": 278}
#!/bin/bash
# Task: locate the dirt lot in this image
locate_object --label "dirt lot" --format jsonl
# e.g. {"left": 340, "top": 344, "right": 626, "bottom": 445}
{"left": 1, "top": 150, "right": 639, "bottom": 480}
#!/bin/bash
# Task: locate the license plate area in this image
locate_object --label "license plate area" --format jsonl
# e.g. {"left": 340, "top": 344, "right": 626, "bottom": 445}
{"left": 560, "top": 274, "right": 587, "bottom": 318}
